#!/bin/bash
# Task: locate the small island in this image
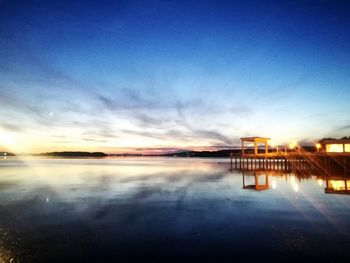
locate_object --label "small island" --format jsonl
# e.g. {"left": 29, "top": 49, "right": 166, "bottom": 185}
{"left": 39, "top": 151, "right": 107, "bottom": 157}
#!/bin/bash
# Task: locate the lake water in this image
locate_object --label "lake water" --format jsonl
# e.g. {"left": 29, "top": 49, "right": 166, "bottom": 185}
{"left": 0, "top": 157, "right": 350, "bottom": 262}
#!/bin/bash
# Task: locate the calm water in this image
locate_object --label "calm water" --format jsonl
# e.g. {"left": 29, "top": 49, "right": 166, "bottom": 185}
{"left": 0, "top": 157, "right": 350, "bottom": 262}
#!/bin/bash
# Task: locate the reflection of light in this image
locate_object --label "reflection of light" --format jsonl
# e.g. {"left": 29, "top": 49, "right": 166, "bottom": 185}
{"left": 0, "top": 247, "right": 14, "bottom": 262}
{"left": 290, "top": 177, "right": 296, "bottom": 184}
{"left": 49, "top": 112, "right": 54, "bottom": 116}
{"left": 330, "top": 180, "right": 345, "bottom": 190}
{"left": 46, "top": 197, "right": 50, "bottom": 203}
{"left": 293, "top": 184, "right": 299, "bottom": 192}
{"left": 271, "top": 180, "right": 277, "bottom": 189}
{"left": 290, "top": 176, "right": 299, "bottom": 192}
{"left": 318, "top": 179, "right": 323, "bottom": 186}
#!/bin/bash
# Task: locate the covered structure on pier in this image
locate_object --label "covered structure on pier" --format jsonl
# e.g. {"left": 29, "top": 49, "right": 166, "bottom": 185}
{"left": 240, "top": 137, "right": 270, "bottom": 156}
{"left": 320, "top": 138, "right": 350, "bottom": 154}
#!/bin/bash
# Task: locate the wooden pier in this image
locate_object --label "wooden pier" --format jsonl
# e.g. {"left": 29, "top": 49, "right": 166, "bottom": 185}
{"left": 229, "top": 153, "right": 350, "bottom": 176}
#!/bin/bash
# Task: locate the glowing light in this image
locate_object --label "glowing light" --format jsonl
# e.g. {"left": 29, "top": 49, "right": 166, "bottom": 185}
{"left": 49, "top": 112, "right": 54, "bottom": 116}
{"left": 318, "top": 179, "right": 323, "bottom": 186}
{"left": 0, "top": 132, "right": 14, "bottom": 146}
{"left": 345, "top": 144, "right": 350, "bottom": 153}
{"left": 315, "top": 143, "right": 321, "bottom": 149}
{"left": 271, "top": 180, "right": 277, "bottom": 189}
{"left": 326, "top": 144, "right": 343, "bottom": 153}
{"left": 289, "top": 142, "right": 297, "bottom": 149}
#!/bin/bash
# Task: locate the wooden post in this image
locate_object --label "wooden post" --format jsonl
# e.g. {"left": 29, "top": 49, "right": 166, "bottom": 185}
{"left": 254, "top": 141, "right": 258, "bottom": 156}
{"left": 242, "top": 172, "right": 245, "bottom": 187}
{"left": 242, "top": 140, "right": 245, "bottom": 156}
{"left": 254, "top": 172, "right": 258, "bottom": 186}
{"left": 266, "top": 174, "right": 269, "bottom": 187}
{"left": 345, "top": 179, "right": 348, "bottom": 191}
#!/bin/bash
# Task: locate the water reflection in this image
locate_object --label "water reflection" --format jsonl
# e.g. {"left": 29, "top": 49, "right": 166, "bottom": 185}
{"left": 242, "top": 172, "right": 269, "bottom": 191}
{"left": 325, "top": 176, "right": 350, "bottom": 194}
{"left": 240, "top": 170, "right": 350, "bottom": 196}
{"left": 0, "top": 157, "right": 350, "bottom": 262}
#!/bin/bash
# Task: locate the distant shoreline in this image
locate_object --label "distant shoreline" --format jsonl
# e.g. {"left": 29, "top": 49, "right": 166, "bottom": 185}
{"left": 1, "top": 146, "right": 318, "bottom": 158}
{"left": 38, "top": 151, "right": 107, "bottom": 157}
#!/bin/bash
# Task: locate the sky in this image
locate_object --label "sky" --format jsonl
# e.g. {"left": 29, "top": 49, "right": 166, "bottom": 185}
{"left": 0, "top": 0, "right": 350, "bottom": 154}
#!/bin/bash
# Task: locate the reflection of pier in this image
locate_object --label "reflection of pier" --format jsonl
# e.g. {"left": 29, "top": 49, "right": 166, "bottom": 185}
{"left": 242, "top": 172, "right": 269, "bottom": 191}
{"left": 324, "top": 176, "right": 350, "bottom": 195}
{"left": 240, "top": 171, "right": 309, "bottom": 193}
{"left": 239, "top": 171, "right": 350, "bottom": 195}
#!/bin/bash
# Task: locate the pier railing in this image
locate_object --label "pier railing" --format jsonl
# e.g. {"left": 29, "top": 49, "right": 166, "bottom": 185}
{"left": 229, "top": 152, "right": 350, "bottom": 176}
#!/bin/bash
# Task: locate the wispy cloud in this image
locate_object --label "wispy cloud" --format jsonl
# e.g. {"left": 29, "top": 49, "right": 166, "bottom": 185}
{"left": 338, "top": 124, "right": 350, "bottom": 131}
{"left": 0, "top": 123, "right": 23, "bottom": 132}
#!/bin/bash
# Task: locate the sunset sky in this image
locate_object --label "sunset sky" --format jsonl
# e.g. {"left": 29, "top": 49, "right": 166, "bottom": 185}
{"left": 1, "top": 0, "right": 350, "bottom": 153}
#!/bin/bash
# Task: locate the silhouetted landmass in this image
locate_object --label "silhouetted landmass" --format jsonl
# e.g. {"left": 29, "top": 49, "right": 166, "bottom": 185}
{"left": 157, "top": 146, "right": 318, "bottom": 157}
{"left": 108, "top": 154, "right": 143, "bottom": 157}
{"left": 301, "top": 146, "right": 317, "bottom": 152}
{"left": 320, "top": 137, "right": 336, "bottom": 140}
{"left": 319, "top": 136, "right": 350, "bottom": 140}
{"left": 0, "top": 152, "right": 16, "bottom": 156}
{"left": 23, "top": 144, "right": 324, "bottom": 159}
{"left": 40, "top": 151, "right": 107, "bottom": 157}
{"left": 160, "top": 150, "right": 239, "bottom": 158}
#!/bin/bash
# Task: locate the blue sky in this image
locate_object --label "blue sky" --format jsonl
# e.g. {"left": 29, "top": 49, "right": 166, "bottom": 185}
{"left": 0, "top": 0, "right": 350, "bottom": 153}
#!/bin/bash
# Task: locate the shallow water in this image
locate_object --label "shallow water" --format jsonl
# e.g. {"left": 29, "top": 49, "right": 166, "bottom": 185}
{"left": 0, "top": 157, "right": 349, "bottom": 262}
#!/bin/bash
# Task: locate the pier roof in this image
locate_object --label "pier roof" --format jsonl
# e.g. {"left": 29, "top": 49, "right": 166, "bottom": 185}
{"left": 240, "top": 137, "right": 270, "bottom": 156}
{"left": 320, "top": 138, "right": 350, "bottom": 144}
{"left": 240, "top": 137, "right": 270, "bottom": 142}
